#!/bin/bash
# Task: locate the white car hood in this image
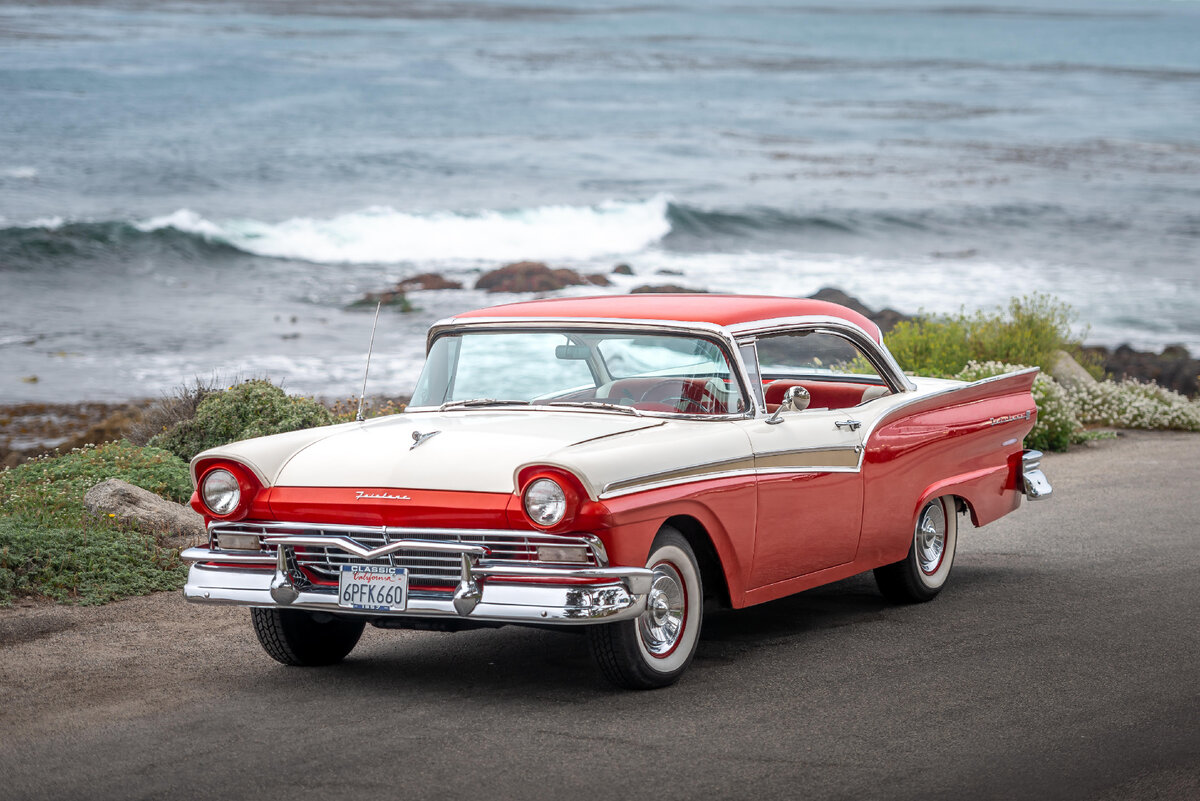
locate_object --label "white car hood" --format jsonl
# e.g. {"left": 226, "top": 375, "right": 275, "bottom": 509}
{"left": 194, "top": 411, "right": 665, "bottom": 494}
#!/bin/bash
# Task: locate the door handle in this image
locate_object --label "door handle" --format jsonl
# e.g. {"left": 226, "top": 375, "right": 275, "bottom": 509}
{"left": 835, "top": 419, "right": 862, "bottom": 431}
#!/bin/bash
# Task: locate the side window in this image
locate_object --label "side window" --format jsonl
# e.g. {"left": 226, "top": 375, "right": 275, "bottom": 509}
{"left": 756, "top": 331, "right": 891, "bottom": 411}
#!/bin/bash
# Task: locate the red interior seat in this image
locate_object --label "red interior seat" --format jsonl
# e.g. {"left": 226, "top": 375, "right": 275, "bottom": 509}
{"left": 763, "top": 379, "right": 870, "bottom": 410}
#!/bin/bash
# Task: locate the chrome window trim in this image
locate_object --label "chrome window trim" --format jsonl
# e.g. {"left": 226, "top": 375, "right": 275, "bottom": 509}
{"left": 730, "top": 315, "right": 917, "bottom": 394}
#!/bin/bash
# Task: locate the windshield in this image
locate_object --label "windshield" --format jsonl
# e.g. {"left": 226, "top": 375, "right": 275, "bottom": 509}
{"left": 410, "top": 329, "right": 747, "bottom": 416}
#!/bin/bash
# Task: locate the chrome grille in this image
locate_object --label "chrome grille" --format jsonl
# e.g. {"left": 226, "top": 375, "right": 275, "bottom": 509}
{"left": 211, "top": 521, "right": 599, "bottom": 590}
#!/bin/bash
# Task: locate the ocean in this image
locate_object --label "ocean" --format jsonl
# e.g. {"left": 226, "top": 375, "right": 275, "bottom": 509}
{"left": 2, "top": 0, "right": 1198, "bottom": 403}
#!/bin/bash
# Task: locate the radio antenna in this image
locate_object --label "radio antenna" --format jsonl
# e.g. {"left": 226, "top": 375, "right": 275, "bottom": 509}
{"left": 355, "top": 301, "right": 382, "bottom": 422}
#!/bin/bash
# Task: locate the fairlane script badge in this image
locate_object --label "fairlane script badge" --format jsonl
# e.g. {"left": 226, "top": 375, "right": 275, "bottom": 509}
{"left": 355, "top": 491, "right": 411, "bottom": 501}
{"left": 989, "top": 410, "right": 1033, "bottom": 426}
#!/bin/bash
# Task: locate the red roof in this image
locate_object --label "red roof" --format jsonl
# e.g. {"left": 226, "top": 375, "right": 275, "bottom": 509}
{"left": 455, "top": 294, "right": 882, "bottom": 342}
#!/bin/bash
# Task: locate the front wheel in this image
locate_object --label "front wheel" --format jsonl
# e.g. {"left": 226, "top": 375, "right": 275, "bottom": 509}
{"left": 874, "top": 496, "right": 958, "bottom": 603}
{"left": 251, "top": 608, "right": 365, "bottom": 666}
{"left": 587, "top": 529, "right": 703, "bottom": 690}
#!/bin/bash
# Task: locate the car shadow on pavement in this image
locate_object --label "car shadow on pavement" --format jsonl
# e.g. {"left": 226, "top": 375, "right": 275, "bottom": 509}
{"left": 238, "top": 564, "right": 1027, "bottom": 694}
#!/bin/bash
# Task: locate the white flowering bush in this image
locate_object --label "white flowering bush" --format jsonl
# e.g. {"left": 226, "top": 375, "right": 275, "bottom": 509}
{"left": 954, "top": 361, "right": 1080, "bottom": 452}
{"left": 1068, "top": 379, "right": 1200, "bottom": 431}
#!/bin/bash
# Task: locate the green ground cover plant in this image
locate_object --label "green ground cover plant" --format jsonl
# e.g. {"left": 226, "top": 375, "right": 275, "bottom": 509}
{"left": 0, "top": 441, "right": 191, "bottom": 605}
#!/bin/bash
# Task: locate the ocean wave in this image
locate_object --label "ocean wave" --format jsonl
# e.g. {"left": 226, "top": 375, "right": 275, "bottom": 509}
{"left": 136, "top": 198, "right": 674, "bottom": 264}
{"left": 5, "top": 198, "right": 1192, "bottom": 271}
{"left": 0, "top": 218, "right": 244, "bottom": 269}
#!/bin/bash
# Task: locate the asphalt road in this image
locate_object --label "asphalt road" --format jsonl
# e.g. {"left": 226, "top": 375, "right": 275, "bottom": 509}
{"left": 2, "top": 431, "right": 1197, "bottom": 800}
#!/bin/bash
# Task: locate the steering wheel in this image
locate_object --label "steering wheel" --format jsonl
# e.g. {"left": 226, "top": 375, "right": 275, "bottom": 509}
{"left": 638, "top": 379, "right": 721, "bottom": 414}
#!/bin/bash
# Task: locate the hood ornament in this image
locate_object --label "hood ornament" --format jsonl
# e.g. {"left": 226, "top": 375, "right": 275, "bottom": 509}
{"left": 411, "top": 429, "right": 441, "bottom": 450}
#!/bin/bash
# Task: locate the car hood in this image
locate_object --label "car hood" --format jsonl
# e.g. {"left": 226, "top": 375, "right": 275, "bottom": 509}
{"left": 193, "top": 411, "right": 667, "bottom": 495}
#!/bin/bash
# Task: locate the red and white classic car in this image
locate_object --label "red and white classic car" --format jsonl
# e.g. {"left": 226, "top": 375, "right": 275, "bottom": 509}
{"left": 182, "top": 294, "right": 1051, "bottom": 689}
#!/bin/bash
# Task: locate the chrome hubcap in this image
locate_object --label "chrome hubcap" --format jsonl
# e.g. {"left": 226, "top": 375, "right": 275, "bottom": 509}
{"left": 639, "top": 563, "right": 686, "bottom": 656}
{"left": 916, "top": 502, "right": 947, "bottom": 575}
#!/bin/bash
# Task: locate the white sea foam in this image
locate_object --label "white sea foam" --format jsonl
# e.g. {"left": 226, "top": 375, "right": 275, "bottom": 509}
{"left": 137, "top": 197, "right": 673, "bottom": 264}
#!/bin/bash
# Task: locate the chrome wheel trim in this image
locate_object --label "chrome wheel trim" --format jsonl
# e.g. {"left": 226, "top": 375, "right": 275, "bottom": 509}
{"left": 638, "top": 563, "right": 687, "bottom": 657}
{"left": 916, "top": 501, "right": 947, "bottom": 576}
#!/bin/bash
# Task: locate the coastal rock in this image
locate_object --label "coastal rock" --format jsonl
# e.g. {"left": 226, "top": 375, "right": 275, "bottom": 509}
{"left": 397, "top": 272, "right": 462, "bottom": 291}
{"left": 612, "top": 263, "right": 634, "bottom": 275}
{"left": 475, "top": 262, "right": 589, "bottom": 293}
{"left": 630, "top": 284, "right": 708, "bottom": 294}
{"left": 585, "top": 274, "right": 612, "bottom": 286}
{"left": 84, "top": 479, "right": 206, "bottom": 546}
{"left": 806, "top": 287, "right": 911, "bottom": 333}
{"left": 1086, "top": 344, "right": 1200, "bottom": 398}
{"left": 1050, "top": 350, "right": 1097, "bottom": 389}
{"left": 347, "top": 289, "right": 413, "bottom": 311}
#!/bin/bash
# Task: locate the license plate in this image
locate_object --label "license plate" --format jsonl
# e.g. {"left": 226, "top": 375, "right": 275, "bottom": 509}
{"left": 337, "top": 564, "right": 408, "bottom": 611}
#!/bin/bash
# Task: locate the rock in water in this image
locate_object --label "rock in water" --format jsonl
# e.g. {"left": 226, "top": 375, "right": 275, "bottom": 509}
{"left": 475, "top": 262, "right": 589, "bottom": 293}
{"left": 630, "top": 284, "right": 708, "bottom": 294}
{"left": 84, "top": 479, "right": 206, "bottom": 546}
{"left": 397, "top": 272, "right": 463, "bottom": 291}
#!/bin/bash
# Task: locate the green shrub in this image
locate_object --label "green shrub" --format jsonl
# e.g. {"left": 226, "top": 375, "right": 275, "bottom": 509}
{"left": 0, "top": 441, "right": 192, "bottom": 605}
{"left": 884, "top": 316, "right": 972, "bottom": 378}
{"left": 149, "top": 379, "right": 334, "bottom": 462}
{"left": 954, "top": 361, "right": 1081, "bottom": 452}
{"left": 887, "top": 294, "right": 1080, "bottom": 377}
{"left": 1067, "top": 379, "right": 1200, "bottom": 431}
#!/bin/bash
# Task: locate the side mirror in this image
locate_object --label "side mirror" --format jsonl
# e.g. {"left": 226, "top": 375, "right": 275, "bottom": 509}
{"left": 765, "top": 385, "right": 810, "bottom": 425}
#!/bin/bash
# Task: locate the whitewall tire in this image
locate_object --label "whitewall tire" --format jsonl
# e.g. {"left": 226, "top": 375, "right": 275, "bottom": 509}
{"left": 588, "top": 528, "right": 703, "bottom": 689}
{"left": 874, "top": 496, "right": 958, "bottom": 603}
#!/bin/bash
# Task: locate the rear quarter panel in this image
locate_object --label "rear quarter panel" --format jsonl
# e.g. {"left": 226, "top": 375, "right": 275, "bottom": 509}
{"left": 857, "top": 369, "right": 1039, "bottom": 566}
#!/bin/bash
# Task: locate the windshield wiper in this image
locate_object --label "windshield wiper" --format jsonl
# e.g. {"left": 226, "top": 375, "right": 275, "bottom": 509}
{"left": 440, "top": 398, "right": 531, "bottom": 410}
{"left": 545, "top": 401, "right": 643, "bottom": 416}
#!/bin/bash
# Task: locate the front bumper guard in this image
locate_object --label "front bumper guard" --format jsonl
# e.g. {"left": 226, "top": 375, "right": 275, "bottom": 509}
{"left": 181, "top": 536, "right": 653, "bottom": 625}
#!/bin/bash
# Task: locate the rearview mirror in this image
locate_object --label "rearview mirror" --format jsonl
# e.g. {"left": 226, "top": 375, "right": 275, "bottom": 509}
{"left": 554, "top": 345, "right": 590, "bottom": 360}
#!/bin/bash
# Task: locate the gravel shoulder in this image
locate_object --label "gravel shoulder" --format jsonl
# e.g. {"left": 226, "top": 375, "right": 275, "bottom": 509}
{"left": 1, "top": 430, "right": 1197, "bottom": 800}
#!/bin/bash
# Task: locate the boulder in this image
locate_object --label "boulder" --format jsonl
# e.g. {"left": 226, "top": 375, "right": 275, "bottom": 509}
{"left": 630, "top": 284, "right": 708, "bottom": 294}
{"left": 84, "top": 479, "right": 206, "bottom": 546}
{"left": 397, "top": 272, "right": 462, "bottom": 291}
{"left": 585, "top": 274, "right": 612, "bottom": 286}
{"left": 612, "top": 263, "right": 634, "bottom": 276}
{"left": 1050, "top": 350, "right": 1097, "bottom": 389}
{"left": 475, "top": 262, "right": 589, "bottom": 293}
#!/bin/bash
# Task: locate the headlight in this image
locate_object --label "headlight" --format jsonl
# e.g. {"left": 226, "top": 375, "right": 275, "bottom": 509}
{"left": 524, "top": 478, "right": 566, "bottom": 527}
{"left": 202, "top": 469, "right": 241, "bottom": 515}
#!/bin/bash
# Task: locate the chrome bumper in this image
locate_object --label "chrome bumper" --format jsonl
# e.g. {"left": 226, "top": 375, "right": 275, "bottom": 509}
{"left": 1021, "top": 449, "right": 1053, "bottom": 500}
{"left": 182, "top": 543, "right": 653, "bottom": 625}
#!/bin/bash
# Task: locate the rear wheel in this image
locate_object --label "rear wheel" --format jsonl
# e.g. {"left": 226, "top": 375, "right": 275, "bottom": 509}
{"left": 250, "top": 608, "right": 365, "bottom": 666}
{"left": 874, "top": 496, "right": 958, "bottom": 603}
{"left": 588, "top": 529, "right": 703, "bottom": 690}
